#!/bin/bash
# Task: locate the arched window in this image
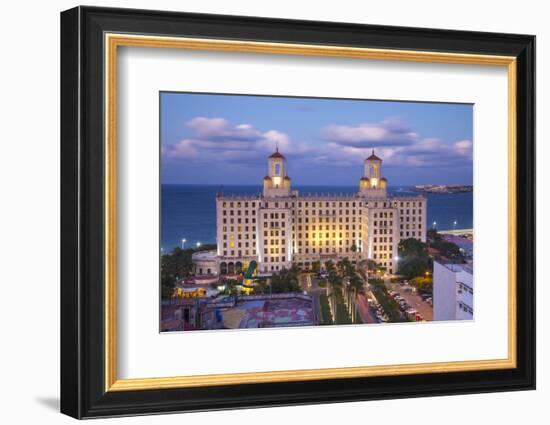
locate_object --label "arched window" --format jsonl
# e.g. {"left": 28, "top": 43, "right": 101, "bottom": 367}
{"left": 370, "top": 164, "right": 379, "bottom": 177}
{"left": 275, "top": 163, "right": 281, "bottom": 176}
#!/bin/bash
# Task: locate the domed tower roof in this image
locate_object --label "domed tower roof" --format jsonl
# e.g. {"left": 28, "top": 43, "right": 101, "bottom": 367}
{"left": 283, "top": 175, "right": 291, "bottom": 180}
{"left": 269, "top": 144, "right": 286, "bottom": 159}
{"left": 269, "top": 150, "right": 285, "bottom": 159}
{"left": 360, "top": 177, "right": 370, "bottom": 181}
{"left": 263, "top": 175, "right": 271, "bottom": 181}
{"left": 366, "top": 149, "right": 382, "bottom": 161}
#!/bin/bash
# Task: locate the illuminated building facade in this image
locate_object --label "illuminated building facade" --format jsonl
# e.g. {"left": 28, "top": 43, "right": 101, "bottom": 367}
{"left": 214, "top": 149, "right": 426, "bottom": 275}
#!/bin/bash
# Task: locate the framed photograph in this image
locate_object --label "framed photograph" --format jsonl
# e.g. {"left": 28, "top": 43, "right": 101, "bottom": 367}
{"left": 60, "top": 6, "right": 535, "bottom": 419}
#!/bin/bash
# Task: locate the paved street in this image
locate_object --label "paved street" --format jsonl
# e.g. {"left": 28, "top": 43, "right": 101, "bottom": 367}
{"left": 300, "top": 274, "right": 323, "bottom": 324}
{"left": 389, "top": 283, "right": 433, "bottom": 321}
{"left": 355, "top": 292, "right": 378, "bottom": 324}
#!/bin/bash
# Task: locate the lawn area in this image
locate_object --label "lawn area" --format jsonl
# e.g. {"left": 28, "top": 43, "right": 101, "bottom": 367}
{"left": 319, "top": 294, "right": 333, "bottom": 325}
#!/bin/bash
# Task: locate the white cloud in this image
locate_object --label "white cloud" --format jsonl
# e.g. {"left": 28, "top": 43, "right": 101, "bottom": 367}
{"left": 323, "top": 118, "right": 419, "bottom": 147}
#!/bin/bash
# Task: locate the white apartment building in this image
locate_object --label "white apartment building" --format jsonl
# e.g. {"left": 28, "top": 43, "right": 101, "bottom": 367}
{"left": 433, "top": 261, "right": 474, "bottom": 321}
{"left": 211, "top": 148, "right": 427, "bottom": 275}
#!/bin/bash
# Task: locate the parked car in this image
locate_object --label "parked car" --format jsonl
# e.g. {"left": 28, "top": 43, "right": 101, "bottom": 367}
{"left": 405, "top": 308, "right": 417, "bottom": 320}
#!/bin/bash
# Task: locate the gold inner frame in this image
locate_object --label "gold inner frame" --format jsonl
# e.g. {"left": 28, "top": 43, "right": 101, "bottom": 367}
{"left": 104, "top": 33, "right": 517, "bottom": 392}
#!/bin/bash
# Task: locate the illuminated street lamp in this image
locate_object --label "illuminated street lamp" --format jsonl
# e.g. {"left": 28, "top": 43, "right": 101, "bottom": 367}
{"left": 196, "top": 241, "right": 202, "bottom": 248}
{"left": 181, "top": 238, "right": 186, "bottom": 249}
{"left": 453, "top": 220, "right": 458, "bottom": 230}
{"left": 432, "top": 221, "right": 437, "bottom": 229}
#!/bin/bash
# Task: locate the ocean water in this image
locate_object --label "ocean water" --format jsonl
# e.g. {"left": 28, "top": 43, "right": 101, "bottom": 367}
{"left": 161, "top": 184, "right": 473, "bottom": 251}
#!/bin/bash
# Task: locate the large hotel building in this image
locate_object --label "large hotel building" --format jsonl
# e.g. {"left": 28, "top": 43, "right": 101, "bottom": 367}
{"left": 207, "top": 149, "right": 426, "bottom": 276}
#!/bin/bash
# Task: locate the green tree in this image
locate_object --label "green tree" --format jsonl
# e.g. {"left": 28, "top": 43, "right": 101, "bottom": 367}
{"left": 398, "top": 238, "right": 431, "bottom": 280}
{"left": 311, "top": 260, "right": 321, "bottom": 274}
{"left": 430, "top": 239, "right": 464, "bottom": 262}
{"left": 221, "top": 279, "right": 240, "bottom": 296}
{"left": 411, "top": 276, "right": 433, "bottom": 293}
{"left": 160, "top": 247, "right": 192, "bottom": 299}
{"left": 270, "top": 267, "right": 301, "bottom": 293}
{"left": 160, "top": 244, "right": 217, "bottom": 300}
{"left": 427, "top": 229, "right": 464, "bottom": 262}
{"left": 427, "top": 228, "right": 442, "bottom": 242}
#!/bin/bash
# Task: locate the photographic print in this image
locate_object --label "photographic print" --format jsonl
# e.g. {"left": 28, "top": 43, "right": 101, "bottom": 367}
{"left": 160, "top": 92, "right": 474, "bottom": 332}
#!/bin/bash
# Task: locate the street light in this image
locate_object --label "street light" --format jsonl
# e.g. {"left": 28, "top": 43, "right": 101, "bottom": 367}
{"left": 181, "top": 238, "right": 186, "bottom": 249}
{"left": 453, "top": 220, "right": 458, "bottom": 230}
{"left": 196, "top": 241, "right": 201, "bottom": 248}
{"left": 432, "top": 221, "right": 437, "bottom": 229}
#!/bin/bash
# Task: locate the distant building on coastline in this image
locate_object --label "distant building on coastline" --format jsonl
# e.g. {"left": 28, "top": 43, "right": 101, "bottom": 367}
{"left": 433, "top": 261, "right": 474, "bottom": 321}
{"left": 196, "top": 148, "right": 427, "bottom": 275}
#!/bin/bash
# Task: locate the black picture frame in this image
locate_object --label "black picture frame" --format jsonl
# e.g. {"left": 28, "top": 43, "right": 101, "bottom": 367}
{"left": 61, "top": 5, "right": 535, "bottom": 419}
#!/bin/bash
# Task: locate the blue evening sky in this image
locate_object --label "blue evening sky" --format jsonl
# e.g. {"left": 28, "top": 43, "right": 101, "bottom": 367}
{"left": 161, "top": 92, "right": 473, "bottom": 186}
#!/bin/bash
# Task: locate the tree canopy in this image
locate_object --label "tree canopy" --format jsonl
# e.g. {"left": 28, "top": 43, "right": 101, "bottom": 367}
{"left": 160, "top": 244, "right": 216, "bottom": 299}
{"left": 398, "top": 238, "right": 431, "bottom": 280}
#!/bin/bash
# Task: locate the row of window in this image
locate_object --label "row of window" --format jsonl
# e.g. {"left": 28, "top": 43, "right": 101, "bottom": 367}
{"left": 458, "top": 282, "right": 474, "bottom": 295}
{"left": 373, "top": 237, "right": 393, "bottom": 243}
{"left": 265, "top": 239, "right": 286, "bottom": 246}
{"left": 222, "top": 250, "right": 252, "bottom": 257}
{"left": 263, "top": 256, "right": 285, "bottom": 263}
{"left": 457, "top": 301, "right": 473, "bottom": 315}
{"left": 222, "top": 218, "right": 256, "bottom": 225}
{"left": 263, "top": 212, "right": 286, "bottom": 219}
{"left": 298, "top": 209, "right": 360, "bottom": 216}
{"left": 296, "top": 216, "right": 359, "bottom": 224}
{"left": 264, "top": 247, "right": 286, "bottom": 254}
{"left": 376, "top": 260, "right": 394, "bottom": 269}
{"left": 222, "top": 241, "right": 256, "bottom": 249}
{"left": 220, "top": 200, "right": 424, "bottom": 210}
{"left": 295, "top": 232, "right": 357, "bottom": 239}
{"left": 372, "top": 245, "right": 392, "bottom": 252}
{"left": 373, "top": 211, "right": 393, "bottom": 218}
{"left": 222, "top": 233, "right": 256, "bottom": 240}
{"left": 295, "top": 224, "right": 358, "bottom": 231}
{"left": 296, "top": 239, "right": 356, "bottom": 247}
{"left": 295, "top": 247, "right": 359, "bottom": 254}
{"left": 263, "top": 221, "right": 287, "bottom": 229}
{"left": 399, "top": 209, "right": 423, "bottom": 216}
{"left": 400, "top": 231, "right": 422, "bottom": 238}
{"left": 372, "top": 220, "right": 393, "bottom": 227}
{"left": 400, "top": 223, "right": 422, "bottom": 229}
{"left": 222, "top": 227, "right": 255, "bottom": 235}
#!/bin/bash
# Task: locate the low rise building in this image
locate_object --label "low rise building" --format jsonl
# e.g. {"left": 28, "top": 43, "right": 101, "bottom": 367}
{"left": 433, "top": 261, "right": 473, "bottom": 321}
